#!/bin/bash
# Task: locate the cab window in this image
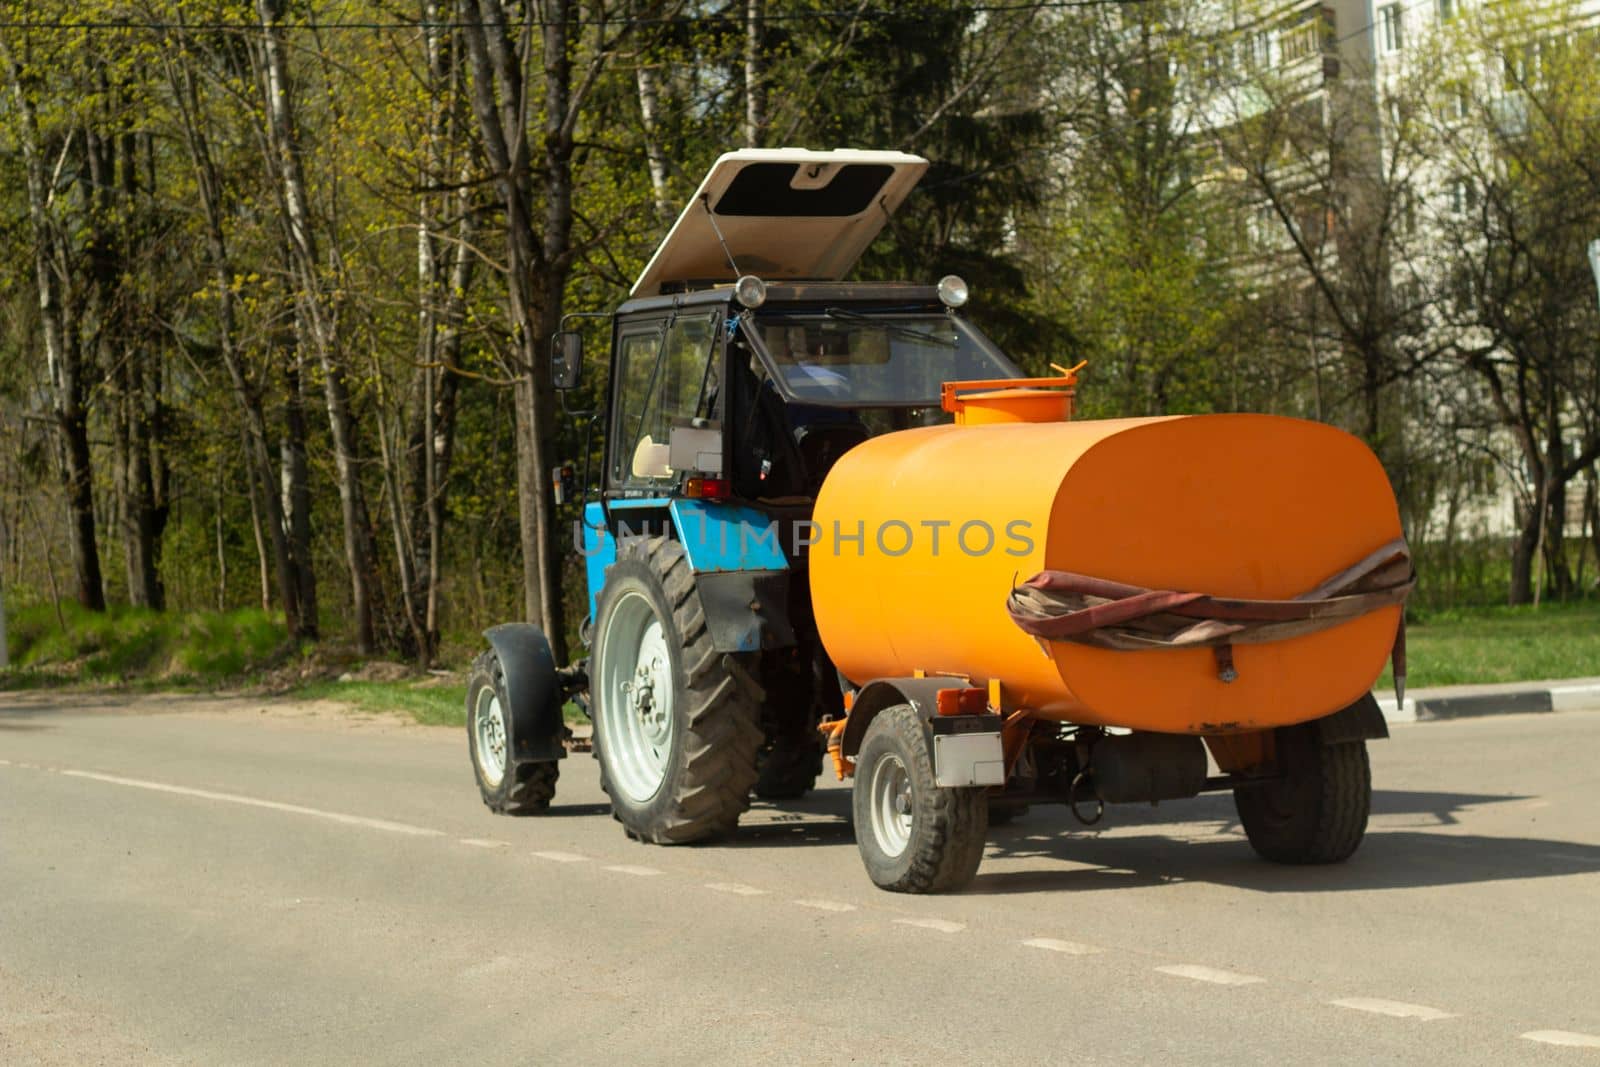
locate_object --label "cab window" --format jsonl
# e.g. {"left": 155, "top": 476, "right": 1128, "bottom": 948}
{"left": 610, "top": 311, "right": 721, "bottom": 487}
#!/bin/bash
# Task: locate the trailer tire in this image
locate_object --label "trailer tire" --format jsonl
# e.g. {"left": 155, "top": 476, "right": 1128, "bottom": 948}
{"left": 1234, "top": 723, "right": 1369, "bottom": 864}
{"left": 467, "top": 649, "right": 559, "bottom": 814}
{"left": 591, "top": 536, "right": 762, "bottom": 843}
{"left": 852, "top": 705, "right": 987, "bottom": 893}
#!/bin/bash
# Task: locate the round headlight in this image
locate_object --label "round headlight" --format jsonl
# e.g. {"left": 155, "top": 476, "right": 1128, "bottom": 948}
{"left": 937, "top": 274, "right": 970, "bottom": 308}
{"left": 734, "top": 274, "right": 767, "bottom": 309}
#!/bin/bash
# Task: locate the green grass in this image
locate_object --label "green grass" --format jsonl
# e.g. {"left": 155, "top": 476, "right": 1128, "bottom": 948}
{"left": 289, "top": 678, "right": 590, "bottom": 729}
{"left": 3, "top": 602, "right": 291, "bottom": 686}
{"left": 291, "top": 679, "right": 467, "bottom": 726}
{"left": 1377, "top": 600, "right": 1600, "bottom": 689}
{"left": 0, "top": 600, "right": 597, "bottom": 731}
{"left": 10, "top": 594, "right": 1593, "bottom": 719}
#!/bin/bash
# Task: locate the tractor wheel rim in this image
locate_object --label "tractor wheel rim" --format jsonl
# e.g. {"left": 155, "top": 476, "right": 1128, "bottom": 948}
{"left": 599, "top": 590, "right": 676, "bottom": 804}
{"left": 868, "top": 753, "right": 914, "bottom": 857}
{"left": 474, "top": 687, "right": 508, "bottom": 788}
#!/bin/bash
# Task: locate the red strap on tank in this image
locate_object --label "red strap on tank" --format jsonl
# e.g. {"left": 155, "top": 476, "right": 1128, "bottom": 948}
{"left": 1006, "top": 539, "right": 1414, "bottom": 680}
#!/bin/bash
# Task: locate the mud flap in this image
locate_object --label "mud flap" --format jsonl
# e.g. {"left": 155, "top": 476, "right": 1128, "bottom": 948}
{"left": 1315, "top": 692, "right": 1390, "bottom": 745}
{"left": 484, "top": 623, "right": 566, "bottom": 764}
{"left": 694, "top": 570, "right": 795, "bottom": 652}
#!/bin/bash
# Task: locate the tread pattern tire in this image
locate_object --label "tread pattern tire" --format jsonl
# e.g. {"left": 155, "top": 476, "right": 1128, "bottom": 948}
{"left": 593, "top": 536, "right": 763, "bottom": 844}
{"left": 1234, "top": 723, "right": 1369, "bottom": 864}
{"left": 852, "top": 705, "right": 987, "bottom": 893}
{"left": 467, "top": 650, "right": 560, "bottom": 815}
{"left": 754, "top": 738, "right": 824, "bottom": 800}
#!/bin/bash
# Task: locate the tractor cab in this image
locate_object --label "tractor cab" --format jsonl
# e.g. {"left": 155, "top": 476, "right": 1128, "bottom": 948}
{"left": 562, "top": 148, "right": 1023, "bottom": 634}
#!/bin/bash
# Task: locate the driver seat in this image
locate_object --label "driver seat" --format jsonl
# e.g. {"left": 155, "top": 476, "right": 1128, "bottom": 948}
{"left": 795, "top": 422, "right": 869, "bottom": 484}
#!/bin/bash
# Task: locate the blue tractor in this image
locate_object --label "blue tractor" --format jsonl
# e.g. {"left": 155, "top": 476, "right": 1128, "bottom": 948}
{"left": 465, "top": 148, "right": 1025, "bottom": 845}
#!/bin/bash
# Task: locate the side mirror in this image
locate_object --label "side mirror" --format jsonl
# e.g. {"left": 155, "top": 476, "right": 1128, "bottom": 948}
{"left": 552, "top": 331, "right": 582, "bottom": 390}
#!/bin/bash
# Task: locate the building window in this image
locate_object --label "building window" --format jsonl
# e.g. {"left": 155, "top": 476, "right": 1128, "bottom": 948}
{"left": 1379, "top": 4, "right": 1404, "bottom": 53}
{"left": 1438, "top": 0, "right": 1456, "bottom": 21}
{"left": 1448, "top": 177, "right": 1478, "bottom": 215}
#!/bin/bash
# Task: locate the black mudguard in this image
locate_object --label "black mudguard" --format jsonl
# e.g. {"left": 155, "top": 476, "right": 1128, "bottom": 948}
{"left": 695, "top": 570, "right": 796, "bottom": 653}
{"left": 484, "top": 623, "right": 566, "bottom": 764}
{"left": 1315, "top": 692, "right": 1390, "bottom": 745}
{"left": 840, "top": 677, "right": 956, "bottom": 759}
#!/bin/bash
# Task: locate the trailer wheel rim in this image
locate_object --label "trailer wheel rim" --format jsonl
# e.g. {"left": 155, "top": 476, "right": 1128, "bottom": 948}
{"left": 599, "top": 589, "right": 676, "bottom": 803}
{"left": 473, "top": 686, "right": 508, "bottom": 788}
{"left": 868, "top": 752, "right": 914, "bottom": 858}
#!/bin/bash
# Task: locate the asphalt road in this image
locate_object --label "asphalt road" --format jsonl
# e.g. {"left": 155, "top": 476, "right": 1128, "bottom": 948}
{"left": 2, "top": 691, "right": 1598, "bottom": 1066}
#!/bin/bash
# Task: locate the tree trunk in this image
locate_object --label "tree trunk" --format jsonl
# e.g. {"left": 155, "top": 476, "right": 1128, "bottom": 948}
{"left": 3, "top": 44, "right": 106, "bottom": 612}
{"left": 635, "top": 64, "right": 674, "bottom": 226}
{"left": 409, "top": 188, "right": 473, "bottom": 657}
{"left": 243, "top": 431, "right": 273, "bottom": 612}
{"left": 461, "top": 0, "right": 567, "bottom": 656}
{"left": 255, "top": 0, "right": 379, "bottom": 652}
{"left": 400, "top": 5, "right": 476, "bottom": 663}
{"left": 165, "top": 42, "right": 303, "bottom": 632}
{"left": 282, "top": 352, "right": 319, "bottom": 637}
{"left": 1509, "top": 493, "right": 1540, "bottom": 606}
{"left": 744, "top": 0, "right": 767, "bottom": 147}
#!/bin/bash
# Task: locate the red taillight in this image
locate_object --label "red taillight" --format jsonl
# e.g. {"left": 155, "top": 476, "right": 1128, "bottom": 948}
{"left": 935, "top": 687, "right": 989, "bottom": 716}
{"left": 684, "top": 476, "right": 731, "bottom": 501}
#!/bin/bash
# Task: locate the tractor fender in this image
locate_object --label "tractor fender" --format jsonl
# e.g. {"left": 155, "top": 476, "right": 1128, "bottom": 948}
{"left": 840, "top": 677, "right": 957, "bottom": 759}
{"left": 484, "top": 623, "right": 566, "bottom": 764}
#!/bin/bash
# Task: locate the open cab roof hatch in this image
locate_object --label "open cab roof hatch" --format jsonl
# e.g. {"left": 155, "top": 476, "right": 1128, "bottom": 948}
{"left": 629, "top": 148, "right": 929, "bottom": 298}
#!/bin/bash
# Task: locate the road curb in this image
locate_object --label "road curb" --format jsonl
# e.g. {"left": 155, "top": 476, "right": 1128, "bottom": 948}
{"left": 1375, "top": 681, "right": 1600, "bottom": 725}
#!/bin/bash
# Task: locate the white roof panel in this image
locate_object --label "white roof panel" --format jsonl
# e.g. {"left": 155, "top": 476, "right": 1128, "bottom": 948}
{"left": 630, "top": 148, "right": 929, "bottom": 298}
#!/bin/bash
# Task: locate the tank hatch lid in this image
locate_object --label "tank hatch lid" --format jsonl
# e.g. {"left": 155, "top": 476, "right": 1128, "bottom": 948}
{"left": 629, "top": 148, "right": 929, "bottom": 298}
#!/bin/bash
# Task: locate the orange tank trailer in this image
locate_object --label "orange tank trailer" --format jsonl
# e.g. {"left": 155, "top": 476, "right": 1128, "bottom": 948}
{"left": 809, "top": 386, "right": 1404, "bottom": 736}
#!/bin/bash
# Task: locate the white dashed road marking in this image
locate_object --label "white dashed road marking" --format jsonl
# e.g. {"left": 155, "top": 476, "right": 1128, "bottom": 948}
{"left": 1521, "top": 1031, "right": 1600, "bottom": 1048}
{"left": 793, "top": 899, "right": 857, "bottom": 913}
{"left": 1155, "top": 964, "right": 1266, "bottom": 986}
{"left": 34, "top": 754, "right": 1593, "bottom": 1053}
{"left": 1022, "top": 937, "right": 1102, "bottom": 956}
{"left": 603, "top": 864, "right": 662, "bottom": 877}
{"left": 892, "top": 917, "right": 965, "bottom": 934}
{"left": 60, "top": 769, "right": 444, "bottom": 837}
{"left": 1329, "top": 998, "right": 1455, "bottom": 1021}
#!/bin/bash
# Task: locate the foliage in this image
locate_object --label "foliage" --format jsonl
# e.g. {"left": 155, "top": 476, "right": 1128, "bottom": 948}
{"left": 2, "top": 0, "right": 1600, "bottom": 685}
{"left": 3, "top": 602, "right": 291, "bottom": 684}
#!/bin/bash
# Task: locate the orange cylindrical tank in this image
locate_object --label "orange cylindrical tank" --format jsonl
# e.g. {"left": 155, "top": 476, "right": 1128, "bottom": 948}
{"left": 808, "top": 414, "right": 1403, "bottom": 734}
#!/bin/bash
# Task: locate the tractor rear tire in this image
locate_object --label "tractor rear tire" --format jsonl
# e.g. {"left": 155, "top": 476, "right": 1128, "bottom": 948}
{"left": 754, "top": 737, "right": 824, "bottom": 800}
{"left": 1234, "top": 722, "right": 1370, "bottom": 864}
{"left": 467, "top": 649, "right": 560, "bottom": 815}
{"left": 852, "top": 705, "right": 987, "bottom": 893}
{"left": 591, "top": 536, "right": 762, "bottom": 844}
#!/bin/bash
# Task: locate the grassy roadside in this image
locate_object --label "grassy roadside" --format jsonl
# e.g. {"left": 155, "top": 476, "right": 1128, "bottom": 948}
{"left": 1, "top": 603, "right": 290, "bottom": 687}
{"left": 1377, "top": 601, "right": 1600, "bottom": 689}
{"left": 5, "top": 600, "right": 1597, "bottom": 723}
{"left": 288, "top": 678, "right": 589, "bottom": 730}
{"left": 289, "top": 678, "right": 468, "bottom": 727}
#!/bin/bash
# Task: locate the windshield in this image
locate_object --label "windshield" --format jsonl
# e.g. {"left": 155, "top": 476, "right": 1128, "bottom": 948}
{"left": 746, "top": 309, "right": 1019, "bottom": 407}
